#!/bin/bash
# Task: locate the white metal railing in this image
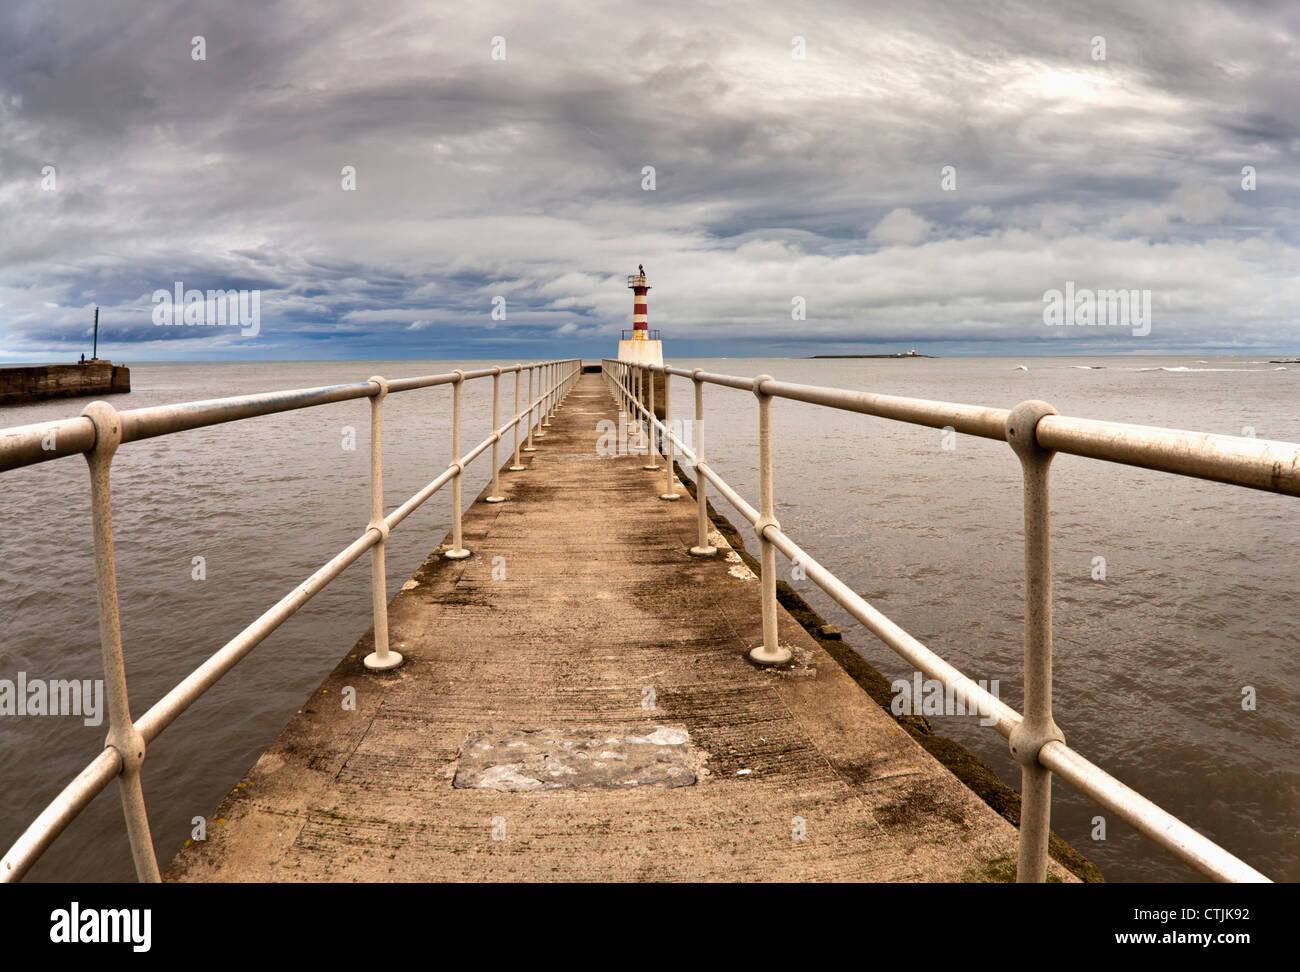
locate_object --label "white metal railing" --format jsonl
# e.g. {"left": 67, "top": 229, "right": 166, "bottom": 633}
{"left": 0, "top": 359, "right": 581, "bottom": 882}
{"left": 603, "top": 358, "right": 1297, "bottom": 883}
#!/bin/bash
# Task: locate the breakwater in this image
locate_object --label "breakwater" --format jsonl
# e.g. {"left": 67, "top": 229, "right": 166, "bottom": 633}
{"left": 0, "top": 362, "right": 130, "bottom": 406}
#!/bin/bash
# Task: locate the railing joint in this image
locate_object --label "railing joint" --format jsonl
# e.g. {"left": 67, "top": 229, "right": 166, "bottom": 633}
{"left": 104, "top": 722, "right": 147, "bottom": 776}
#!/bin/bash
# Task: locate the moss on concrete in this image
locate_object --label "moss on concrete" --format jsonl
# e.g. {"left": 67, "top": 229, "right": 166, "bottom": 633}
{"left": 674, "top": 462, "right": 1104, "bottom": 884}
{"left": 962, "top": 856, "right": 1064, "bottom": 883}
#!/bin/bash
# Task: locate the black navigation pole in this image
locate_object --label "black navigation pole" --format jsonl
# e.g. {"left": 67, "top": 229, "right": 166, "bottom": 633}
{"left": 92, "top": 306, "right": 99, "bottom": 361}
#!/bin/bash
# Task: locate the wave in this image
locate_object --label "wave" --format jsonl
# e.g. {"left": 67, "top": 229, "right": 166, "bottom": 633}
{"left": 1134, "top": 366, "right": 1283, "bottom": 373}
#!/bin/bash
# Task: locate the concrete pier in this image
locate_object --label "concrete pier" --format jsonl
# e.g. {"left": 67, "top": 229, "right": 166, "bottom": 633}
{"left": 0, "top": 361, "right": 130, "bottom": 406}
{"left": 168, "top": 372, "right": 1072, "bottom": 882}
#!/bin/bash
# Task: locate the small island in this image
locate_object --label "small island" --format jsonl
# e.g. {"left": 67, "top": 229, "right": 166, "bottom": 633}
{"left": 810, "top": 349, "right": 935, "bottom": 359}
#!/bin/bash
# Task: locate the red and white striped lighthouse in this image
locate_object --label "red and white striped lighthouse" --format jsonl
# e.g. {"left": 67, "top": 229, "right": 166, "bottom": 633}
{"left": 617, "top": 264, "right": 663, "bottom": 366}
{"left": 629, "top": 264, "right": 650, "bottom": 338}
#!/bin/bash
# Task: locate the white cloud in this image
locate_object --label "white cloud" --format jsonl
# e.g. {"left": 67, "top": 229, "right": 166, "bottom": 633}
{"left": 868, "top": 208, "right": 932, "bottom": 246}
{"left": 1106, "top": 183, "right": 1241, "bottom": 237}
{"left": 1170, "top": 184, "right": 1237, "bottom": 224}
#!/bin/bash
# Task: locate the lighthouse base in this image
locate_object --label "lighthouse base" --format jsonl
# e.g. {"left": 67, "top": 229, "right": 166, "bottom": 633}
{"left": 617, "top": 339, "right": 663, "bottom": 368}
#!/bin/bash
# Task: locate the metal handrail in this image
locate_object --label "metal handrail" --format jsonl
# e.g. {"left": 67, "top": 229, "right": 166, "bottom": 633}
{"left": 604, "top": 358, "right": 1287, "bottom": 883}
{"left": 0, "top": 359, "right": 582, "bottom": 882}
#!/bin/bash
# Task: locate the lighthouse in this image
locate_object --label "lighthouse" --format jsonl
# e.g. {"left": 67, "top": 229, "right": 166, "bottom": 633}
{"left": 617, "top": 264, "right": 664, "bottom": 367}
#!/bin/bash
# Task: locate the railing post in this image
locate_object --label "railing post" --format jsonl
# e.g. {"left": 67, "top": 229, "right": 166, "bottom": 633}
{"left": 363, "top": 378, "right": 402, "bottom": 670}
{"left": 81, "top": 401, "right": 162, "bottom": 882}
{"left": 536, "top": 362, "right": 549, "bottom": 437}
{"left": 523, "top": 364, "right": 538, "bottom": 452}
{"left": 509, "top": 364, "right": 526, "bottom": 470}
{"left": 1006, "top": 400, "right": 1065, "bottom": 882}
{"left": 541, "top": 362, "right": 550, "bottom": 428}
{"left": 659, "top": 369, "right": 680, "bottom": 501}
{"left": 445, "top": 370, "right": 471, "bottom": 559}
{"left": 748, "top": 377, "right": 791, "bottom": 666}
{"left": 486, "top": 367, "right": 506, "bottom": 503}
{"left": 688, "top": 369, "right": 717, "bottom": 557}
{"left": 643, "top": 365, "right": 658, "bottom": 470}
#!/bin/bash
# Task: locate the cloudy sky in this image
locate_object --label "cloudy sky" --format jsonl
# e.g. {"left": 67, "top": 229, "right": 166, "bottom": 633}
{"left": 1, "top": 0, "right": 1297, "bottom": 361}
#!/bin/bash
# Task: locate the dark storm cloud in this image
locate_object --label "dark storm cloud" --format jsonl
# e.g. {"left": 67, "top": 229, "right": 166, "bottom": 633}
{"left": 0, "top": 0, "right": 1296, "bottom": 360}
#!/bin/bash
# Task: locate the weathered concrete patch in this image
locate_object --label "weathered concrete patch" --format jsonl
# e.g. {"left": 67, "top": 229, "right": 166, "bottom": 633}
{"left": 453, "top": 727, "right": 700, "bottom": 791}
{"left": 726, "top": 553, "right": 756, "bottom": 579}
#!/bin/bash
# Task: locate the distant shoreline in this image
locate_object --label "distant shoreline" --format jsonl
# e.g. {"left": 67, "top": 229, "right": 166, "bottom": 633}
{"left": 810, "top": 353, "right": 936, "bottom": 359}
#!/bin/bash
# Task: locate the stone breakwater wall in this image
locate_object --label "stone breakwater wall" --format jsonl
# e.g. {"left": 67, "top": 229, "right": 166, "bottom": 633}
{"left": 0, "top": 363, "right": 130, "bottom": 406}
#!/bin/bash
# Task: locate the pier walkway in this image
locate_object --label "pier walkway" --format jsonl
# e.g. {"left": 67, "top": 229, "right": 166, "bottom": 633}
{"left": 167, "top": 373, "right": 1059, "bottom": 882}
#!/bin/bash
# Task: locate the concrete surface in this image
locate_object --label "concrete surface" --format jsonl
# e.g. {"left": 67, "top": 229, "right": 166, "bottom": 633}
{"left": 167, "top": 372, "right": 1072, "bottom": 882}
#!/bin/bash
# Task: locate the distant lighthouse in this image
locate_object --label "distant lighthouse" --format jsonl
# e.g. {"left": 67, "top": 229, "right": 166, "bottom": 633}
{"left": 617, "top": 264, "right": 664, "bottom": 367}
{"left": 631, "top": 264, "right": 649, "bottom": 334}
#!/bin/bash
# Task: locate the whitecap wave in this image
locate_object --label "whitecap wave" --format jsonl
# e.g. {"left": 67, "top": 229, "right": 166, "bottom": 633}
{"left": 1135, "top": 366, "right": 1278, "bottom": 373}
